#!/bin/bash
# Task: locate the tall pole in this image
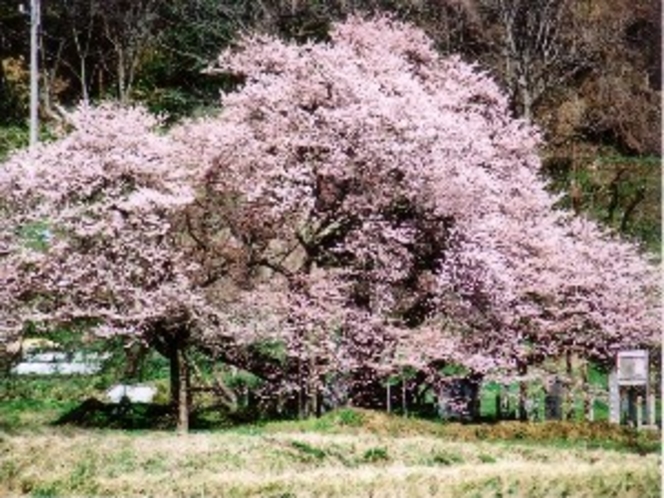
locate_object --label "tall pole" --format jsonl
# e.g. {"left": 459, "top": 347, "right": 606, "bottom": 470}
{"left": 29, "top": 0, "right": 40, "bottom": 148}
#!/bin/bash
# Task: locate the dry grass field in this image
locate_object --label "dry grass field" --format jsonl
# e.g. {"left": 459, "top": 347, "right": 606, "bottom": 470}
{"left": 0, "top": 409, "right": 660, "bottom": 497}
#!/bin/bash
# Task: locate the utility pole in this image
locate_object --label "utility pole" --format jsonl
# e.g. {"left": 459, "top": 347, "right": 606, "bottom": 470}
{"left": 29, "top": 0, "right": 40, "bottom": 147}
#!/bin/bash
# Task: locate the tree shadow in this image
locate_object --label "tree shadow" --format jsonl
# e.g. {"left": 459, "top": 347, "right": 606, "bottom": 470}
{"left": 53, "top": 397, "right": 261, "bottom": 431}
{"left": 53, "top": 397, "right": 173, "bottom": 430}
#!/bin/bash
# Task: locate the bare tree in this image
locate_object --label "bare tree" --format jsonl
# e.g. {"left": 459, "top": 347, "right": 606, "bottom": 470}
{"left": 480, "top": 0, "right": 593, "bottom": 121}
{"left": 59, "top": 0, "right": 99, "bottom": 103}
{"left": 97, "top": 0, "right": 161, "bottom": 103}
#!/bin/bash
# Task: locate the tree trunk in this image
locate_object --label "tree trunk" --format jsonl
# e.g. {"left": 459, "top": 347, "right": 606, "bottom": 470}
{"left": 309, "top": 356, "right": 317, "bottom": 417}
{"left": 582, "top": 360, "right": 592, "bottom": 421}
{"left": 565, "top": 350, "right": 574, "bottom": 421}
{"left": 297, "top": 356, "right": 305, "bottom": 419}
{"left": 519, "top": 77, "right": 533, "bottom": 122}
{"left": 170, "top": 341, "right": 190, "bottom": 433}
{"left": 518, "top": 362, "right": 528, "bottom": 421}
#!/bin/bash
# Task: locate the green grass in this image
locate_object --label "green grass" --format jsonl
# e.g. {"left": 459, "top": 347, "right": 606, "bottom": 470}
{"left": 1, "top": 378, "right": 659, "bottom": 454}
{"left": 0, "top": 399, "right": 78, "bottom": 431}
{"left": 1, "top": 368, "right": 660, "bottom": 496}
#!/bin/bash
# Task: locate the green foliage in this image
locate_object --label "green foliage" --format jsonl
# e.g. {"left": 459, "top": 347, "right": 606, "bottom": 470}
{"left": 256, "top": 408, "right": 661, "bottom": 455}
{"left": 130, "top": 1, "right": 245, "bottom": 122}
{"left": 362, "top": 446, "right": 389, "bottom": 463}
{"left": 430, "top": 451, "right": 464, "bottom": 466}
{"left": 587, "top": 362, "right": 609, "bottom": 385}
{"left": 289, "top": 440, "right": 327, "bottom": 461}
{"left": 250, "top": 339, "right": 289, "bottom": 364}
{"left": 0, "top": 399, "right": 77, "bottom": 432}
{"left": 1, "top": 371, "right": 115, "bottom": 404}
{"left": 466, "top": 420, "right": 660, "bottom": 453}
{"left": 0, "top": 125, "right": 28, "bottom": 162}
{"left": 542, "top": 149, "right": 661, "bottom": 254}
{"left": 440, "top": 363, "right": 470, "bottom": 377}
{"left": 334, "top": 408, "right": 365, "bottom": 427}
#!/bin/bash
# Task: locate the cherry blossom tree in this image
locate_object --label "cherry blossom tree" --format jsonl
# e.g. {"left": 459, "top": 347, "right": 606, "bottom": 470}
{"left": 0, "top": 104, "right": 232, "bottom": 431}
{"left": 1, "top": 16, "right": 659, "bottom": 423}
{"left": 196, "top": 15, "right": 659, "bottom": 409}
{"left": 0, "top": 102, "right": 326, "bottom": 428}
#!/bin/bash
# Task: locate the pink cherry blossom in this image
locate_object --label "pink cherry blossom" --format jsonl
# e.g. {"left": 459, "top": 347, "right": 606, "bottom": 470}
{"left": 1, "top": 17, "right": 659, "bottom": 418}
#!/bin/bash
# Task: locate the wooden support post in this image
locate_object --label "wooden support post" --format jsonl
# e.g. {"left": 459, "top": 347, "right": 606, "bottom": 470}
{"left": 582, "top": 361, "right": 592, "bottom": 421}
{"left": 386, "top": 383, "right": 391, "bottom": 414}
{"left": 503, "top": 386, "right": 511, "bottom": 419}
{"left": 648, "top": 393, "right": 656, "bottom": 426}
{"left": 636, "top": 395, "right": 643, "bottom": 428}
{"left": 401, "top": 380, "right": 407, "bottom": 417}
{"left": 518, "top": 362, "right": 528, "bottom": 422}
{"left": 609, "top": 371, "right": 620, "bottom": 424}
{"left": 565, "top": 351, "right": 574, "bottom": 421}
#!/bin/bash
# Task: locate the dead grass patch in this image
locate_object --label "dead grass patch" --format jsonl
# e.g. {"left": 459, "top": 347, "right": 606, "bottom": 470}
{"left": 0, "top": 426, "right": 660, "bottom": 497}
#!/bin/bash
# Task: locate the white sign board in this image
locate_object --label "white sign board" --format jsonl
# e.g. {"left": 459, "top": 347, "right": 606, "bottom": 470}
{"left": 106, "top": 384, "right": 157, "bottom": 404}
{"left": 616, "top": 350, "right": 649, "bottom": 386}
{"left": 11, "top": 351, "right": 109, "bottom": 375}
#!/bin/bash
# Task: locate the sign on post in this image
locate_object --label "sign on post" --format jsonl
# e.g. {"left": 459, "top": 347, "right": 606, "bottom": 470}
{"left": 616, "top": 350, "right": 649, "bottom": 386}
{"left": 610, "top": 350, "right": 652, "bottom": 427}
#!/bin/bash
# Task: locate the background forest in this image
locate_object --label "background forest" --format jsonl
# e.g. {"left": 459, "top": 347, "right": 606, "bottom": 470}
{"left": 0, "top": 0, "right": 660, "bottom": 253}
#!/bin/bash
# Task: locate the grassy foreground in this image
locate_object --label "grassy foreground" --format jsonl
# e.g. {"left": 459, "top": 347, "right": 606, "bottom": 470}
{"left": 0, "top": 409, "right": 660, "bottom": 498}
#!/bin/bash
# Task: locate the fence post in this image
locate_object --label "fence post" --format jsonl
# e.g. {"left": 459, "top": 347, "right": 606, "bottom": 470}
{"left": 386, "top": 383, "right": 391, "bottom": 414}
{"left": 402, "top": 380, "right": 407, "bottom": 417}
{"left": 609, "top": 371, "right": 620, "bottom": 424}
{"left": 648, "top": 393, "right": 656, "bottom": 426}
{"left": 587, "top": 395, "right": 594, "bottom": 422}
{"left": 545, "top": 378, "right": 563, "bottom": 421}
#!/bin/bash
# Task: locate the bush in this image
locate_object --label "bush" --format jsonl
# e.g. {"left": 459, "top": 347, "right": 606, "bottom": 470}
{"left": 0, "top": 126, "right": 28, "bottom": 161}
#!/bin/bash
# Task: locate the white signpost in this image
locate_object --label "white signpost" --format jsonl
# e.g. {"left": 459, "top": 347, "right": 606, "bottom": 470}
{"left": 610, "top": 350, "right": 652, "bottom": 428}
{"left": 616, "top": 350, "right": 649, "bottom": 386}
